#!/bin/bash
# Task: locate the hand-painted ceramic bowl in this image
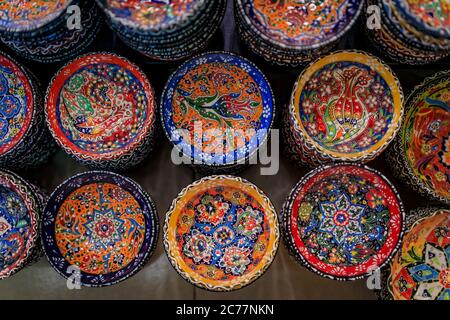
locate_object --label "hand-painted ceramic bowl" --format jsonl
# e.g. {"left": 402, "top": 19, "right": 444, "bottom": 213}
{"left": 161, "top": 51, "right": 275, "bottom": 174}
{"left": 164, "top": 175, "right": 279, "bottom": 291}
{"left": 285, "top": 50, "right": 404, "bottom": 167}
{"left": 387, "top": 71, "right": 450, "bottom": 205}
{"left": 0, "top": 169, "right": 43, "bottom": 280}
{"left": 45, "top": 52, "right": 158, "bottom": 171}
{"left": 0, "top": 52, "right": 56, "bottom": 169}
{"left": 96, "top": 0, "right": 226, "bottom": 61}
{"left": 42, "top": 171, "right": 159, "bottom": 287}
{"left": 235, "top": 0, "right": 363, "bottom": 66}
{"left": 380, "top": 207, "right": 450, "bottom": 300}
{"left": 0, "top": 0, "right": 101, "bottom": 64}
{"left": 364, "top": 0, "right": 450, "bottom": 65}
{"left": 282, "top": 163, "right": 405, "bottom": 281}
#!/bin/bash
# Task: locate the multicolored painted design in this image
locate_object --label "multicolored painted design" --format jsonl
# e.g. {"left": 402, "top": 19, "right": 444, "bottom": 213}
{"left": 0, "top": 170, "right": 39, "bottom": 279}
{"left": 0, "top": 54, "right": 33, "bottom": 156}
{"left": 42, "top": 171, "right": 158, "bottom": 287}
{"left": 164, "top": 175, "right": 279, "bottom": 291}
{"left": 394, "top": 0, "right": 450, "bottom": 38}
{"left": 284, "top": 164, "right": 404, "bottom": 280}
{"left": 0, "top": 0, "right": 71, "bottom": 32}
{"left": 238, "top": 0, "right": 363, "bottom": 48}
{"left": 291, "top": 51, "right": 403, "bottom": 161}
{"left": 388, "top": 209, "right": 450, "bottom": 300}
{"left": 402, "top": 76, "right": 450, "bottom": 202}
{"left": 46, "top": 53, "right": 156, "bottom": 161}
{"left": 100, "top": 0, "right": 205, "bottom": 30}
{"left": 55, "top": 183, "right": 146, "bottom": 275}
{"left": 162, "top": 52, "right": 274, "bottom": 166}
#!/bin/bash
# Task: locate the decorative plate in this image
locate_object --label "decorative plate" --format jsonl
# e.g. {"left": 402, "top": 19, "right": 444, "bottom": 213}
{"left": 164, "top": 175, "right": 279, "bottom": 291}
{"left": 282, "top": 163, "right": 405, "bottom": 280}
{"left": 46, "top": 52, "right": 157, "bottom": 166}
{"left": 393, "top": 0, "right": 450, "bottom": 39}
{"left": 0, "top": 170, "right": 40, "bottom": 279}
{"left": 386, "top": 207, "right": 450, "bottom": 300}
{"left": 96, "top": 0, "right": 206, "bottom": 32}
{"left": 0, "top": 53, "right": 35, "bottom": 158}
{"left": 161, "top": 52, "right": 275, "bottom": 167}
{"left": 42, "top": 171, "right": 159, "bottom": 287}
{"left": 289, "top": 50, "right": 404, "bottom": 164}
{"left": 388, "top": 70, "right": 450, "bottom": 204}
{"left": 0, "top": 0, "right": 72, "bottom": 33}
{"left": 236, "top": 0, "right": 363, "bottom": 49}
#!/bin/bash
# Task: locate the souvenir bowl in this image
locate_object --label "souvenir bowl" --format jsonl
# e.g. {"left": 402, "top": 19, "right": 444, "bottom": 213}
{"left": 161, "top": 51, "right": 275, "bottom": 174}
{"left": 45, "top": 52, "right": 158, "bottom": 171}
{"left": 235, "top": 0, "right": 363, "bottom": 66}
{"left": 41, "top": 171, "right": 159, "bottom": 287}
{"left": 0, "top": 0, "right": 101, "bottom": 64}
{"left": 164, "top": 175, "right": 279, "bottom": 291}
{"left": 285, "top": 50, "right": 404, "bottom": 167}
{"left": 282, "top": 163, "right": 405, "bottom": 281}
{"left": 379, "top": 207, "right": 450, "bottom": 300}
{"left": 387, "top": 70, "right": 450, "bottom": 205}
{"left": 0, "top": 169, "right": 43, "bottom": 280}
{"left": 0, "top": 52, "right": 56, "bottom": 169}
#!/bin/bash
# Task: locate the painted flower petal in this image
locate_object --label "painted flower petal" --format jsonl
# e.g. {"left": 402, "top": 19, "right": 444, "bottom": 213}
{"left": 320, "top": 202, "right": 336, "bottom": 217}
{"left": 347, "top": 204, "right": 365, "bottom": 219}
{"left": 438, "top": 289, "right": 450, "bottom": 300}
{"left": 319, "top": 217, "right": 335, "bottom": 233}
{"left": 333, "top": 226, "right": 347, "bottom": 245}
{"left": 425, "top": 243, "right": 447, "bottom": 272}
{"left": 336, "top": 194, "right": 350, "bottom": 211}
{"left": 346, "top": 219, "right": 363, "bottom": 235}
{"left": 413, "top": 281, "right": 443, "bottom": 300}
{"left": 408, "top": 263, "right": 440, "bottom": 282}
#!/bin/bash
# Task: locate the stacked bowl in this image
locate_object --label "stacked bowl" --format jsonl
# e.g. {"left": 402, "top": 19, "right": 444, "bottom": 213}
{"left": 0, "top": 0, "right": 101, "bottom": 63}
{"left": 283, "top": 50, "right": 404, "bottom": 167}
{"left": 235, "top": 0, "right": 363, "bottom": 66}
{"left": 387, "top": 70, "right": 450, "bottom": 205}
{"left": 0, "top": 52, "right": 56, "bottom": 169}
{"left": 96, "top": 0, "right": 226, "bottom": 61}
{"left": 45, "top": 52, "right": 158, "bottom": 171}
{"left": 364, "top": 0, "right": 450, "bottom": 65}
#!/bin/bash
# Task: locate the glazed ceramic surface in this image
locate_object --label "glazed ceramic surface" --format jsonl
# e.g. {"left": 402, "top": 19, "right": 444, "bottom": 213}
{"left": 387, "top": 208, "right": 450, "bottom": 300}
{"left": 164, "top": 175, "right": 279, "bottom": 291}
{"left": 289, "top": 51, "right": 403, "bottom": 163}
{"left": 0, "top": 53, "right": 34, "bottom": 157}
{"left": 0, "top": 0, "right": 71, "bottom": 33}
{"left": 0, "top": 170, "right": 40, "bottom": 279}
{"left": 42, "top": 171, "right": 158, "bottom": 286}
{"left": 283, "top": 164, "right": 404, "bottom": 280}
{"left": 162, "top": 52, "right": 274, "bottom": 167}
{"left": 46, "top": 53, "right": 156, "bottom": 164}
{"left": 237, "top": 0, "right": 362, "bottom": 49}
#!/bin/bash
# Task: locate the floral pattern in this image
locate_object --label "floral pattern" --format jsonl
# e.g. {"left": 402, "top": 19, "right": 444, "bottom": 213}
{"left": 299, "top": 61, "right": 395, "bottom": 153}
{"left": 182, "top": 193, "right": 264, "bottom": 276}
{"left": 286, "top": 164, "right": 404, "bottom": 279}
{"left": 0, "top": 54, "right": 33, "bottom": 156}
{"left": 242, "top": 0, "right": 362, "bottom": 47}
{"left": 55, "top": 182, "right": 146, "bottom": 275}
{"left": 388, "top": 209, "right": 449, "bottom": 300}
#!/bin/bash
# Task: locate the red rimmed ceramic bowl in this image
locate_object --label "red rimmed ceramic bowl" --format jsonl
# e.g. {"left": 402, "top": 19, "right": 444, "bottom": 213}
{"left": 282, "top": 163, "right": 405, "bottom": 281}
{"left": 45, "top": 52, "right": 158, "bottom": 171}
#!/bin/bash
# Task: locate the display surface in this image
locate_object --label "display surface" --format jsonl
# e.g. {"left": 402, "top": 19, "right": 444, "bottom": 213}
{"left": 0, "top": 170, "right": 40, "bottom": 279}
{"left": 161, "top": 52, "right": 274, "bottom": 167}
{"left": 46, "top": 53, "right": 156, "bottom": 167}
{"left": 283, "top": 164, "right": 404, "bottom": 280}
{"left": 0, "top": 53, "right": 33, "bottom": 156}
{"left": 164, "top": 175, "right": 279, "bottom": 291}
{"left": 287, "top": 51, "right": 403, "bottom": 165}
{"left": 42, "top": 171, "right": 158, "bottom": 287}
{"left": 388, "top": 70, "right": 450, "bottom": 204}
{"left": 238, "top": 0, "right": 362, "bottom": 48}
{"left": 386, "top": 207, "right": 450, "bottom": 300}
{"left": 0, "top": 0, "right": 71, "bottom": 32}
